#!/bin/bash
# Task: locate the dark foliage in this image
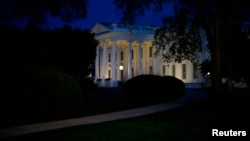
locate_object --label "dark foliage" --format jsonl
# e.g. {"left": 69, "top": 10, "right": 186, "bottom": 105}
{"left": 0, "top": 67, "right": 85, "bottom": 127}
{"left": 0, "top": 24, "right": 99, "bottom": 78}
{"left": 114, "top": 0, "right": 250, "bottom": 97}
{"left": 199, "top": 59, "right": 212, "bottom": 76}
{"left": 0, "top": 24, "right": 100, "bottom": 127}
{"left": 77, "top": 77, "right": 99, "bottom": 94}
{"left": 0, "top": 0, "right": 87, "bottom": 29}
{"left": 153, "top": 13, "right": 202, "bottom": 63}
{"left": 121, "top": 75, "right": 185, "bottom": 104}
{"left": 161, "top": 75, "right": 185, "bottom": 99}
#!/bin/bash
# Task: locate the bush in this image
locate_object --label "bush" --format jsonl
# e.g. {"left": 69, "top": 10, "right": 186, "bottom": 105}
{"left": 121, "top": 75, "right": 185, "bottom": 104}
{"left": 1, "top": 67, "right": 85, "bottom": 126}
{"left": 77, "top": 77, "right": 99, "bottom": 94}
{"left": 30, "top": 67, "right": 85, "bottom": 116}
{"left": 160, "top": 76, "right": 185, "bottom": 99}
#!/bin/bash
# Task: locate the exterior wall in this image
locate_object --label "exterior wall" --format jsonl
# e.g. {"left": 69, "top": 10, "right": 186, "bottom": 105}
{"left": 92, "top": 23, "right": 210, "bottom": 88}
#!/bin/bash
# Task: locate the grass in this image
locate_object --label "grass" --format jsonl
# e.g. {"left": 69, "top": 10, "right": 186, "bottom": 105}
{"left": 2, "top": 88, "right": 250, "bottom": 141}
{"left": 2, "top": 101, "right": 211, "bottom": 141}
{"left": 2, "top": 87, "right": 184, "bottom": 128}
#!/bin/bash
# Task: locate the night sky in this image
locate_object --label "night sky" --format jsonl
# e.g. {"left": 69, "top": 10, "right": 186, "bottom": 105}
{"left": 44, "top": 0, "right": 175, "bottom": 30}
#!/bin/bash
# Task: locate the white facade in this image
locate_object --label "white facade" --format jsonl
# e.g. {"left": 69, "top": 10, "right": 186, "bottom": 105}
{"left": 92, "top": 23, "right": 210, "bottom": 88}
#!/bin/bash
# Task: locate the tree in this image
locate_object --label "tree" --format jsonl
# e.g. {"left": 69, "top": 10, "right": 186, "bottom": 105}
{"left": 0, "top": 0, "right": 87, "bottom": 29}
{"left": 114, "top": 0, "right": 250, "bottom": 97}
{"left": 153, "top": 15, "right": 201, "bottom": 63}
{"left": 25, "top": 25, "right": 99, "bottom": 78}
{"left": 0, "top": 25, "right": 99, "bottom": 78}
{"left": 0, "top": 0, "right": 98, "bottom": 79}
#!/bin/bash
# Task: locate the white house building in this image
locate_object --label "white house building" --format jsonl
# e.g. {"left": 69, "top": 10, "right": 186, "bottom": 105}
{"left": 92, "top": 23, "right": 210, "bottom": 88}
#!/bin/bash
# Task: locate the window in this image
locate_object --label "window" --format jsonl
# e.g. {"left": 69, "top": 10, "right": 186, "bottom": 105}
{"left": 182, "top": 64, "right": 186, "bottom": 79}
{"left": 108, "top": 53, "right": 111, "bottom": 62}
{"left": 120, "top": 51, "right": 123, "bottom": 61}
{"left": 162, "top": 65, "right": 166, "bottom": 76}
{"left": 149, "top": 47, "right": 153, "bottom": 57}
{"left": 108, "top": 70, "right": 111, "bottom": 78}
{"left": 120, "top": 70, "right": 124, "bottom": 81}
{"left": 172, "top": 65, "right": 175, "bottom": 77}
{"left": 149, "top": 66, "right": 153, "bottom": 74}
{"left": 193, "top": 63, "right": 198, "bottom": 79}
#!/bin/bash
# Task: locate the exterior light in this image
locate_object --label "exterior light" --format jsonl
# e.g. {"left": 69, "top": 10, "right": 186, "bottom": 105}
{"left": 119, "top": 63, "right": 124, "bottom": 82}
{"left": 119, "top": 63, "right": 123, "bottom": 70}
{"left": 206, "top": 72, "right": 211, "bottom": 76}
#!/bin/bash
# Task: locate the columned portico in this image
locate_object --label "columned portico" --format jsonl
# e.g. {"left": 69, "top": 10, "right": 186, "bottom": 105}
{"left": 92, "top": 23, "right": 210, "bottom": 88}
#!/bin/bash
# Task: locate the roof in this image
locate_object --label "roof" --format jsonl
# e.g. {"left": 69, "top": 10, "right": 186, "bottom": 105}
{"left": 92, "top": 22, "right": 159, "bottom": 35}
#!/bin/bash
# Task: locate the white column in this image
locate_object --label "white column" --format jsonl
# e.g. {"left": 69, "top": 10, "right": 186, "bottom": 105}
{"left": 102, "top": 41, "right": 108, "bottom": 84}
{"left": 95, "top": 46, "right": 100, "bottom": 79}
{"left": 111, "top": 40, "right": 117, "bottom": 87}
{"left": 137, "top": 42, "right": 142, "bottom": 75}
{"left": 142, "top": 43, "right": 146, "bottom": 74}
{"left": 102, "top": 42, "right": 107, "bottom": 79}
{"left": 116, "top": 48, "right": 120, "bottom": 81}
{"left": 127, "top": 41, "right": 132, "bottom": 79}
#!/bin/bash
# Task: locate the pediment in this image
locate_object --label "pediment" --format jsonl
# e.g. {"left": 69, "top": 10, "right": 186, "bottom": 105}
{"left": 91, "top": 23, "right": 112, "bottom": 35}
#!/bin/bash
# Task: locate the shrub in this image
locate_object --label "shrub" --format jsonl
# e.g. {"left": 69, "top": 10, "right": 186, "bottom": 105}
{"left": 121, "top": 75, "right": 161, "bottom": 98}
{"left": 121, "top": 75, "right": 185, "bottom": 104}
{"left": 160, "top": 76, "right": 185, "bottom": 100}
{"left": 1, "top": 66, "right": 85, "bottom": 126}
{"left": 77, "top": 77, "right": 99, "bottom": 94}
{"left": 30, "top": 67, "right": 85, "bottom": 117}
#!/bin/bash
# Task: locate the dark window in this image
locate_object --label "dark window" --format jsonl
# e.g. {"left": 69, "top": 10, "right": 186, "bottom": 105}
{"left": 172, "top": 65, "right": 175, "bottom": 77}
{"left": 162, "top": 65, "right": 166, "bottom": 76}
{"left": 120, "top": 51, "right": 123, "bottom": 61}
{"left": 149, "top": 66, "right": 153, "bottom": 74}
{"left": 193, "top": 63, "right": 198, "bottom": 79}
{"left": 108, "top": 53, "right": 111, "bottom": 62}
{"left": 149, "top": 47, "right": 153, "bottom": 57}
{"left": 108, "top": 70, "right": 111, "bottom": 78}
{"left": 182, "top": 64, "right": 186, "bottom": 79}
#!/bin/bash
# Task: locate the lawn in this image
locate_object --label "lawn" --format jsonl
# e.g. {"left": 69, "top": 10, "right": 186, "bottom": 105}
{"left": 2, "top": 101, "right": 211, "bottom": 141}
{"left": 0, "top": 87, "right": 183, "bottom": 128}
{"left": 1, "top": 88, "right": 250, "bottom": 141}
